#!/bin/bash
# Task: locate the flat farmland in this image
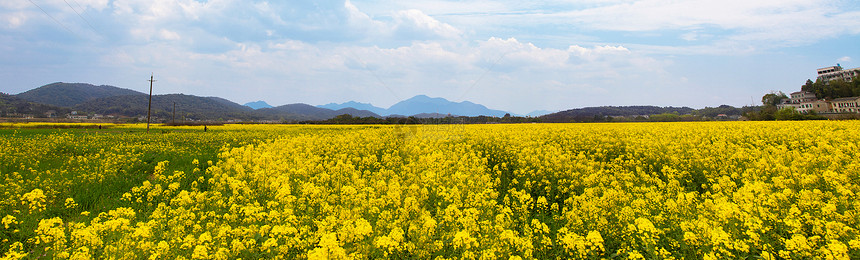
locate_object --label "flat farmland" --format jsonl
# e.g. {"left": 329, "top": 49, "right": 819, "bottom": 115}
{"left": 0, "top": 122, "right": 858, "bottom": 259}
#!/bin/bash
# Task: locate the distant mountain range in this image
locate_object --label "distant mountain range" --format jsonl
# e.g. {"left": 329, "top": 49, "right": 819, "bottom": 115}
{"left": 318, "top": 101, "right": 387, "bottom": 115}
{"left": 16, "top": 82, "right": 145, "bottom": 107}
{"left": 74, "top": 94, "right": 258, "bottom": 121}
{"left": 526, "top": 110, "right": 555, "bottom": 117}
{"left": 541, "top": 106, "right": 698, "bottom": 122}
{"left": 0, "top": 92, "right": 71, "bottom": 117}
{"left": 243, "top": 101, "right": 272, "bottom": 109}
{"left": 317, "top": 95, "right": 510, "bottom": 117}
{"left": 9, "top": 83, "right": 382, "bottom": 121}
{"left": 8, "top": 82, "right": 517, "bottom": 121}
{"left": 6, "top": 82, "right": 736, "bottom": 122}
{"left": 255, "top": 103, "right": 380, "bottom": 121}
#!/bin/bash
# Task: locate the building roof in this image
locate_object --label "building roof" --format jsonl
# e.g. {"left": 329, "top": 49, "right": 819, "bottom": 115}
{"left": 799, "top": 100, "right": 825, "bottom": 104}
{"left": 831, "top": 97, "right": 860, "bottom": 102}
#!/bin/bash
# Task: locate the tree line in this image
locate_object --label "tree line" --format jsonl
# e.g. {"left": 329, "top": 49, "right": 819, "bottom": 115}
{"left": 801, "top": 76, "right": 860, "bottom": 99}
{"left": 747, "top": 75, "right": 860, "bottom": 121}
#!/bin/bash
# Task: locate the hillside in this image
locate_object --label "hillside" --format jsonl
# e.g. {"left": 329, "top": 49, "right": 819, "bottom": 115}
{"left": 256, "top": 104, "right": 381, "bottom": 121}
{"left": 526, "top": 110, "right": 555, "bottom": 117}
{"left": 244, "top": 101, "right": 273, "bottom": 109}
{"left": 15, "top": 82, "right": 144, "bottom": 107}
{"left": 8, "top": 82, "right": 743, "bottom": 123}
{"left": 541, "top": 106, "right": 695, "bottom": 122}
{"left": 206, "top": 96, "right": 252, "bottom": 111}
{"left": 332, "top": 108, "right": 381, "bottom": 118}
{"left": 320, "top": 96, "right": 510, "bottom": 117}
{"left": 0, "top": 93, "right": 71, "bottom": 118}
{"left": 318, "top": 101, "right": 387, "bottom": 115}
{"left": 74, "top": 94, "right": 258, "bottom": 121}
{"left": 385, "top": 95, "right": 508, "bottom": 117}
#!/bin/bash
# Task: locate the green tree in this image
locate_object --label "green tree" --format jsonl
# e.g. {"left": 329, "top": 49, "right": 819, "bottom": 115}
{"left": 801, "top": 79, "right": 814, "bottom": 92}
{"left": 761, "top": 91, "right": 787, "bottom": 107}
{"left": 805, "top": 78, "right": 828, "bottom": 99}
{"left": 774, "top": 107, "right": 802, "bottom": 121}
{"left": 748, "top": 105, "right": 777, "bottom": 121}
{"left": 650, "top": 113, "right": 681, "bottom": 122}
{"left": 852, "top": 76, "right": 860, "bottom": 96}
{"left": 830, "top": 80, "right": 853, "bottom": 98}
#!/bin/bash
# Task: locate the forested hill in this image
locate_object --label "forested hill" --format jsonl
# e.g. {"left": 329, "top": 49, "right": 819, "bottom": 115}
{"left": 74, "top": 94, "right": 258, "bottom": 121}
{"left": 73, "top": 94, "right": 382, "bottom": 122}
{"left": 800, "top": 77, "right": 860, "bottom": 100}
{"left": 0, "top": 93, "right": 71, "bottom": 117}
{"left": 541, "top": 106, "right": 696, "bottom": 122}
{"left": 8, "top": 82, "right": 748, "bottom": 122}
{"left": 255, "top": 104, "right": 381, "bottom": 121}
{"left": 15, "top": 82, "right": 144, "bottom": 107}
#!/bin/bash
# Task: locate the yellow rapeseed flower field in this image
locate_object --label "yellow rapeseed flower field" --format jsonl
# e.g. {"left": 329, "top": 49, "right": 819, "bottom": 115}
{"left": 1, "top": 122, "right": 858, "bottom": 259}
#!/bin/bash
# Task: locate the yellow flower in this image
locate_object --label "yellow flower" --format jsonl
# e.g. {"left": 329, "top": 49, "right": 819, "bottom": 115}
{"left": 1, "top": 215, "right": 17, "bottom": 229}
{"left": 191, "top": 245, "right": 209, "bottom": 260}
{"left": 64, "top": 198, "right": 77, "bottom": 209}
{"left": 69, "top": 246, "right": 92, "bottom": 260}
{"left": 453, "top": 230, "right": 476, "bottom": 249}
{"left": 22, "top": 189, "right": 46, "bottom": 212}
{"left": 2, "top": 242, "right": 27, "bottom": 260}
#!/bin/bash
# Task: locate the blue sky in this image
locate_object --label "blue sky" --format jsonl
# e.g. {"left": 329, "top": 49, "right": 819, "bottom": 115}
{"left": 2, "top": 0, "right": 859, "bottom": 114}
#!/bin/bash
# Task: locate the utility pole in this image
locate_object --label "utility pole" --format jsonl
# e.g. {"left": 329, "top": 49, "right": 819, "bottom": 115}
{"left": 146, "top": 73, "right": 156, "bottom": 132}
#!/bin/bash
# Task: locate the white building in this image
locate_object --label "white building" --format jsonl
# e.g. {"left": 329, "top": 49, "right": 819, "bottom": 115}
{"left": 775, "top": 65, "right": 860, "bottom": 115}
{"left": 789, "top": 91, "right": 816, "bottom": 103}
{"left": 778, "top": 91, "right": 819, "bottom": 111}
{"left": 817, "top": 65, "right": 860, "bottom": 83}
{"left": 831, "top": 97, "right": 860, "bottom": 113}
{"left": 796, "top": 100, "right": 830, "bottom": 114}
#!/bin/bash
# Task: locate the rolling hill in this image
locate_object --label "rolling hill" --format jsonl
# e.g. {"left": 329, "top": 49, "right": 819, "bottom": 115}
{"left": 256, "top": 104, "right": 381, "bottom": 121}
{"left": 243, "top": 101, "right": 273, "bottom": 109}
{"left": 11, "top": 82, "right": 732, "bottom": 123}
{"left": 15, "top": 82, "right": 144, "bottom": 107}
{"left": 386, "top": 95, "right": 508, "bottom": 117}
{"left": 526, "top": 110, "right": 555, "bottom": 117}
{"left": 318, "top": 101, "right": 387, "bottom": 115}
{"left": 0, "top": 93, "right": 71, "bottom": 118}
{"left": 74, "top": 94, "right": 258, "bottom": 121}
{"left": 540, "top": 106, "right": 695, "bottom": 122}
{"left": 321, "top": 95, "right": 510, "bottom": 117}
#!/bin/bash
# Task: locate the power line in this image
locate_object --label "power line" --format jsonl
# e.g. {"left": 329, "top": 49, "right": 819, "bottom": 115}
{"left": 62, "top": 0, "right": 98, "bottom": 34}
{"left": 347, "top": 52, "right": 402, "bottom": 101}
{"left": 347, "top": 50, "right": 509, "bottom": 105}
{"left": 27, "top": 0, "right": 76, "bottom": 35}
{"left": 70, "top": 0, "right": 95, "bottom": 22}
{"left": 457, "top": 52, "right": 508, "bottom": 101}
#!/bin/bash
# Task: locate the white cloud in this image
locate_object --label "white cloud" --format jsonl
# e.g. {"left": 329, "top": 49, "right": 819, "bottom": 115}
{"left": 838, "top": 56, "right": 852, "bottom": 63}
{"left": 3, "top": 0, "right": 857, "bottom": 113}
{"left": 359, "top": 0, "right": 860, "bottom": 55}
{"left": 73, "top": 0, "right": 110, "bottom": 11}
{"left": 86, "top": 33, "right": 664, "bottom": 112}
{"left": 343, "top": 0, "right": 376, "bottom": 27}
{"left": 269, "top": 40, "right": 310, "bottom": 51}
{"left": 1, "top": 12, "right": 26, "bottom": 29}
{"left": 393, "top": 9, "right": 462, "bottom": 39}
{"left": 475, "top": 37, "right": 571, "bottom": 72}
{"left": 0, "top": 2, "right": 31, "bottom": 9}
{"left": 568, "top": 45, "right": 629, "bottom": 61}
{"left": 159, "top": 29, "right": 180, "bottom": 41}
{"left": 573, "top": 1, "right": 859, "bottom": 49}
{"left": 2, "top": 0, "right": 108, "bottom": 10}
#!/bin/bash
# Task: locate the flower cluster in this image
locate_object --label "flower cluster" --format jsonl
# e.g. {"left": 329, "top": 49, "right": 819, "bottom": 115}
{"left": 1, "top": 122, "right": 859, "bottom": 259}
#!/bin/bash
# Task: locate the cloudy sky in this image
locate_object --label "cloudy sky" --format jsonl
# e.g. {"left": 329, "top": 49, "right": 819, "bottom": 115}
{"left": 2, "top": 0, "right": 859, "bottom": 114}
